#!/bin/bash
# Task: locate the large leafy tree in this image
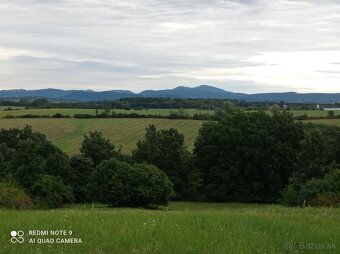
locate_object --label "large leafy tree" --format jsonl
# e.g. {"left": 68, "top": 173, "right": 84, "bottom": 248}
{"left": 0, "top": 126, "right": 73, "bottom": 208}
{"left": 69, "top": 155, "right": 94, "bottom": 202}
{"left": 194, "top": 111, "right": 304, "bottom": 202}
{"left": 132, "top": 124, "right": 200, "bottom": 198}
{"left": 80, "top": 131, "right": 118, "bottom": 165}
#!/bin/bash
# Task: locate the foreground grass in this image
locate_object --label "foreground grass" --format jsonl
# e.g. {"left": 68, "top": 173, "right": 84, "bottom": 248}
{"left": 0, "top": 118, "right": 203, "bottom": 154}
{"left": 0, "top": 202, "right": 338, "bottom": 254}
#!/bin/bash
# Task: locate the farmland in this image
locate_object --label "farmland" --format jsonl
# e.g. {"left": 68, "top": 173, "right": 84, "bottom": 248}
{"left": 0, "top": 118, "right": 203, "bottom": 154}
{"left": 1, "top": 107, "right": 340, "bottom": 118}
{"left": 0, "top": 108, "right": 213, "bottom": 118}
{"left": 0, "top": 202, "right": 338, "bottom": 254}
{"left": 304, "top": 119, "right": 340, "bottom": 127}
{"left": 0, "top": 108, "right": 339, "bottom": 155}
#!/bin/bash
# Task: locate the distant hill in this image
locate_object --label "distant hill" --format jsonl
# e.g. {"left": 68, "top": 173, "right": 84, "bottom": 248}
{"left": 0, "top": 85, "right": 339, "bottom": 103}
{"left": 139, "top": 85, "right": 245, "bottom": 99}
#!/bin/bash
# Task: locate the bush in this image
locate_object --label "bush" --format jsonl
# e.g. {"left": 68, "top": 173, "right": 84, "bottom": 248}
{"left": 92, "top": 159, "right": 174, "bottom": 207}
{"left": 281, "top": 169, "right": 340, "bottom": 207}
{"left": 31, "top": 175, "right": 73, "bottom": 209}
{"left": 0, "top": 182, "right": 33, "bottom": 209}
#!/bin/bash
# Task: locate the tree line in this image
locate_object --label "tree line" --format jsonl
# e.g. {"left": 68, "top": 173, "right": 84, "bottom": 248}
{"left": 1, "top": 97, "right": 339, "bottom": 110}
{"left": 0, "top": 110, "right": 339, "bottom": 209}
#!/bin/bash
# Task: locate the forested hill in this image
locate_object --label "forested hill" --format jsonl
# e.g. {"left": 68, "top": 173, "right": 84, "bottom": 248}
{"left": 0, "top": 85, "right": 339, "bottom": 103}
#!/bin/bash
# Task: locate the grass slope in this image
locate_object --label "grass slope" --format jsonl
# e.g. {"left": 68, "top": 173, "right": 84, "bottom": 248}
{"left": 0, "top": 118, "right": 203, "bottom": 154}
{"left": 0, "top": 202, "right": 339, "bottom": 254}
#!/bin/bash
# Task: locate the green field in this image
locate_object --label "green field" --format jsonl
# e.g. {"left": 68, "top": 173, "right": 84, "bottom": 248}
{"left": 0, "top": 106, "right": 24, "bottom": 110}
{"left": 0, "top": 113, "right": 339, "bottom": 155}
{"left": 2, "top": 107, "right": 340, "bottom": 118}
{"left": 0, "top": 118, "right": 203, "bottom": 154}
{"left": 0, "top": 108, "right": 213, "bottom": 118}
{"left": 304, "top": 119, "right": 340, "bottom": 127}
{"left": 0, "top": 202, "right": 338, "bottom": 254}
{"left": 285, "top": 110, "right": 340, "bottom": 117}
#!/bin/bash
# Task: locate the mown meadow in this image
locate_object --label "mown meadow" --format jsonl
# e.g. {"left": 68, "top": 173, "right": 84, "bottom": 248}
{"left": 0, "top": 118, "right": 203, "bottom": 154}
{"left": 1, "top": 202, "right": 339, "bottom": 254}
{"left": 0, "top": 108, "right": 213, "bottom": 118}
{"left": 0, "top": 117, "right": 338, "bottom": 156}
{"left": 1, "top": 107, "right": 340, "bottom": 118}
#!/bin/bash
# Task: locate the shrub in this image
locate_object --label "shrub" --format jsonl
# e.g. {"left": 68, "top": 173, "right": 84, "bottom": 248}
{"left": 92, "top": 159, "right": 174, "bottom": 207}
{"left": 31, "top": 175, "right": 73, "bottom": 209}
{"left": 281, "top": 169, "right": 340, "bottom": 207}
{"left": 0, "top": 182, "right": 33, "bottom": 209}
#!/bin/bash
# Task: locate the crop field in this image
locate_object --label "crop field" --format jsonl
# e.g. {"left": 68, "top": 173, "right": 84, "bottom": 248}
{"left": 0, "top": 118, "right": 203, "bottom": 154}
{"left": 0, "top": 202, "right": 338, "bottom": 254}
{"left": 1, "top": 107, "right": 340, "bottom": 118}
{"left": 285, "top": 109, "right": 340, "bottom": 117}
{"left": 0, "top": 106, "right": 25, "bottom": 110}
{"left": 304, "top": 119, "right": 340, "bottom": 127}
{"left": 0, "top": 108, "right": 213, "bottom": 117}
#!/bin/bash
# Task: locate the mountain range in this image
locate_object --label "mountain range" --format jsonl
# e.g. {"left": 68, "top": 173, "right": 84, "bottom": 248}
{"left": 0, "top": 85, "right": 339, "bottom": 103}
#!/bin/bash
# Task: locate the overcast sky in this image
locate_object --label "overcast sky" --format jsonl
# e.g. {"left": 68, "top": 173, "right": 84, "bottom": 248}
{"left": 0, "top": 0, "right": 340, "bottom": 93}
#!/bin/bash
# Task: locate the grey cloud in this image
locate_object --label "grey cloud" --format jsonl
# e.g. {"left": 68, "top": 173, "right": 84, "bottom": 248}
{"left": 0, "top": 0, "right": 340, "bottom": 92}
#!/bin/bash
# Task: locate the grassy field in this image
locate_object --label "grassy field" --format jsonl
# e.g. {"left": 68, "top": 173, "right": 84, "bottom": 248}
{"left": 284, "top": 109, "right": 340, "bottom": 117}
{"left": 304, "top": 119, "right": 340, "bottom": 127}
{"left": 0, "top": 202, "right": 338, "bottom": 254}
{"left": 0, "top": 118, "right": 203, "bottom": 154}
{"left": 0, "top": 108, "right": 213, "bottom": 117}
{"left": 1, "top": 107, "right": 340, "bottom": 118}
{"left": 0, "top": 106, "right": 25, "bottom": 110}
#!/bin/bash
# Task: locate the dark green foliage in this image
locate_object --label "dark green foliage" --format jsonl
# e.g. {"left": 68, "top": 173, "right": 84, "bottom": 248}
{"left": 281, "top": 125, "right": 340, "bottom": 207}
{"left": 92, "top": 159, "right": 174, "bottom": 207}
{"left": 281, "top": 169, "right": 340, "bottom": 207}
{"left": 194, "top": 111, "right": 304, "bottom": 202}
{"left": 80, "top": 131, "right": 118, "bottom": 165}
{"left": 69, "top": 155, "right": 94, "bottom": 202}
{"left": 176, "top": 153, "right": 202, "bottom": 200}
{"left": 327, "top": 110, "right": 335, "bottom": 119}
{"left": 31, "top": 175, "right": 73, "bottom": 209}
{"left": 295, "top": 127, "right": 338, "bottom": 181}
{"left": 0, "top": 126, "right": 72, "bottom": 208}
{"left": 132, "top": 125, "right": 201, "bottom": 199}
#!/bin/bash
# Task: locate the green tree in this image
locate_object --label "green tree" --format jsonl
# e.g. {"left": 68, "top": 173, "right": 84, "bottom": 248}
{"left": 69, "top": 155, "right": 94, "bottom": 202}
{"left": 194, "top": 111, "right": 304, "bottom": 202}
{"left": 0, "top": 126, "right": 73, "bottom": 208}
{"left": 327, "top": 110, "right": 335, "bottom": 119}
{"left": 132, "top": 125, "right": 200, "bottom": 198}
{"left": 92, "top": 159, "right": 174, "bottom": 207}
{"left": 80, "top": 131, "right": 118, "bottom": 165}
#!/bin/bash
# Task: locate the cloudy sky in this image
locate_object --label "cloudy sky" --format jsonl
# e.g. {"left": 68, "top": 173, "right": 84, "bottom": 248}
{"left": 0, "top": 0, "right": 340, "bottom": 93}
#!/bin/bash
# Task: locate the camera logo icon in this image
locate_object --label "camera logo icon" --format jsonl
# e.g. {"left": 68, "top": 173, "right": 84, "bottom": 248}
{"left": 10, "top": 230, "right": 24, "bottom": 243}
